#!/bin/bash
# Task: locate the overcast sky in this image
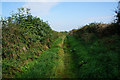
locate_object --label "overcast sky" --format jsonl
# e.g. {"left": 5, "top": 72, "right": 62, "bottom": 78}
{"left": 1, "top": 0, "right": 118, "bottom": 31}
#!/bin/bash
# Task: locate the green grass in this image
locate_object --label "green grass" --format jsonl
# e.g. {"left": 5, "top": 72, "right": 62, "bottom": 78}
{"left": 61, "top": 37, "right": 78, "bottom": 78}
{"left": 66, "top": 35, "right": 120, "bottom": 78}
{"left": 15, "top": 37, "right": 63, "bottom": 78}
{"left": 2, "top": 13, "right": 120, "bottom": 79}
{"left": 2, "top": 26, "right": 60, "bottom": 78}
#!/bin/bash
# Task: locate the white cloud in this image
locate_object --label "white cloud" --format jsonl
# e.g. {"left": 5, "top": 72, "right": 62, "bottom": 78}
{"left": 22, "top": 1, "right": 59, "bottom": 16}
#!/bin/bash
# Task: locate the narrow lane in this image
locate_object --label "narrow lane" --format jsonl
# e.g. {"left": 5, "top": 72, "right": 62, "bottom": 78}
{"left": 54, "top": 35, "right": 77, "bottom": 78}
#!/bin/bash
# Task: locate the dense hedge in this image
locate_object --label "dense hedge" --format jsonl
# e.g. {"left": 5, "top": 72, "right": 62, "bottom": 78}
{"left": 1, "top": 8, "right": 58, "bottom": 59}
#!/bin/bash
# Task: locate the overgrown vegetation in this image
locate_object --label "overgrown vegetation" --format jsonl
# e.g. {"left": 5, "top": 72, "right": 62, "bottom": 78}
{"left": 115, "top": 1, "right": 120, "bottom": 24}
{"left": 1, "top": 8, "right": 60, "bottom": 78}
{"left": 67, "top": 22, "right": 120, "bottom": 78}
{"left": 1, "top": 2, "right": 120, "bottom": 79}
{"left": 16, "top": 37, "right": 64, "bottom": 78}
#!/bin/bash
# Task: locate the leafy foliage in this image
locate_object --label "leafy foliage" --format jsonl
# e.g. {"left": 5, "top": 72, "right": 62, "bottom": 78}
{"left": 115, "top": 1, "right": 120, "bottom": 24}
{"left": 16, "top": 37, "right": 63, "bottom": 78}
{"left": 67, "top": 22, "right": 120, "bottom": 78}
{"left": 1, "top": 8, "right": 54, "bottom": 59}
{"left": 2, "top": 3, "right": 120, "bottom": 79}
{"left": 1, "top": 8, "right": 59, "bottom": 78}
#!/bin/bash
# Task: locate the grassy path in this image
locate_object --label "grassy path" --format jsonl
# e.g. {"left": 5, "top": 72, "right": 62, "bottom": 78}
{"left": 53, "top": 35, "right": 77, "bottom": 78}
{"left": 52, "top": 35, "right": 65, "bottom": 78}
{"left": 15, "top": 34, "right": 78, "bottom": 78}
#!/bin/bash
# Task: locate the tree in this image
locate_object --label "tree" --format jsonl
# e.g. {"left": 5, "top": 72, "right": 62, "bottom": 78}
{"left": 115, "top": 1, "right": 120, "bottom": 24}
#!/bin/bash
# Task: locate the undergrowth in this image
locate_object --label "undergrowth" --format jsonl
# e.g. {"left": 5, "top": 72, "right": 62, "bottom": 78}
{"left": 67, "top": 23, "right": 120, "bottom": 78}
